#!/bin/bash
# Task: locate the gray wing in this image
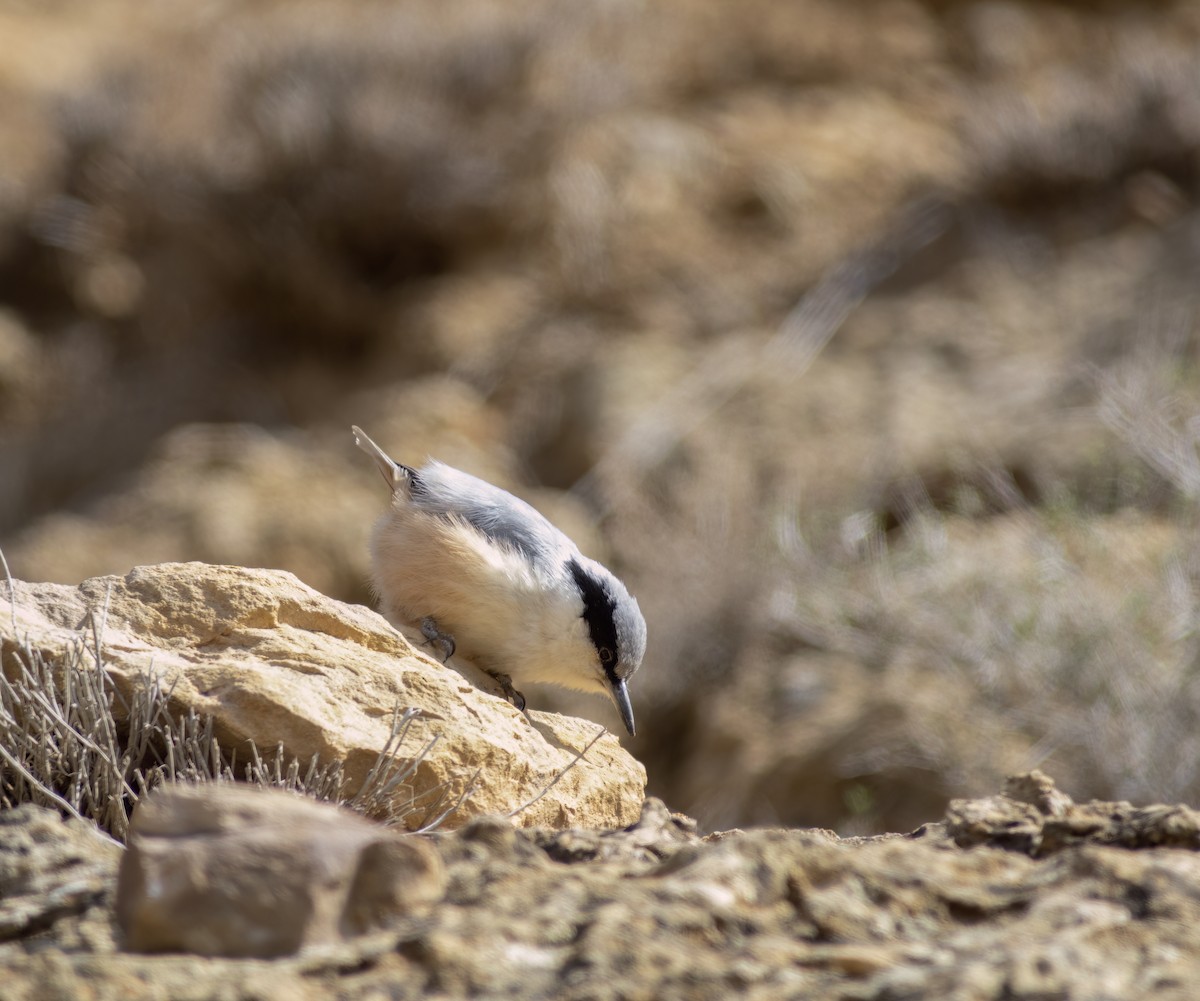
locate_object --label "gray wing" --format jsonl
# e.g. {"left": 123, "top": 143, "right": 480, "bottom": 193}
{"left": 409, "top": 460, "right": 575, "bottom": 571}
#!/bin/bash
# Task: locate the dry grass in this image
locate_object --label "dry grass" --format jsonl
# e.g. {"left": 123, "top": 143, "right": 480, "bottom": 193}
{"left": 787, "top": 505, "right": 1197, "bottom": 796}
{"left": 598, "top": 302, "right": 1200, "bottom": 830}
{"left": 766, "top": 353, "right": 1200, "bottom": 812}
{"left": 0, "top": 584, "right": 462, "bottom": 842}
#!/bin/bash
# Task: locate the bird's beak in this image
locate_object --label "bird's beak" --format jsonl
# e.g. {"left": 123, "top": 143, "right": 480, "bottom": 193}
{"left": 609, "top": 677, "right": 636, "bottom": 737}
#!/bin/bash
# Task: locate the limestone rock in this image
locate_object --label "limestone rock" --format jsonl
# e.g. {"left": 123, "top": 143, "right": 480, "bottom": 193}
{"left": 528, "top": 796, "right": 699, "bottom": 865}
{"left": 116, "top": 784, "right": 445, "bottom": 957}
{"left": 0, "top": 563, "right": 646, "bottom": 830}
{"left": 946, "top": 770, "right": 1200, "bottom": 857}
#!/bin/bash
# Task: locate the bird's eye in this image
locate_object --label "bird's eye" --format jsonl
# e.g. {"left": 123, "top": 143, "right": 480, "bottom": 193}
{"left": 599, "top": 647, "right": 615, "bottom": 665}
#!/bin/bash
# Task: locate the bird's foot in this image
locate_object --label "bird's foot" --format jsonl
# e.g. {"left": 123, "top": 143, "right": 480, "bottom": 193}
{"left": 493, "top": 672, "right": 527, "bottom": 713}
{"left": 419, "top": 616, "right": 456, "bottom": 663}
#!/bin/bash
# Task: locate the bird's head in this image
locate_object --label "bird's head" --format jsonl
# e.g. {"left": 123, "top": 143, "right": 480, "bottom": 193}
{"left": 567, "top": 557, "right": 646, "bottom": 736}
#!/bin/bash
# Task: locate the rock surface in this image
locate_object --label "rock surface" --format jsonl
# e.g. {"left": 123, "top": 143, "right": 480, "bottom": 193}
{"left": 0, "top": 805, "right": 119, "bottom": 948}
{"left": 3, "top": 775, "right": 1200, "bottom": 999}
{"left": 117, "top": 785, "right": 444, "bottom": 957}
{"left": 0, "top": 563, "right": 646, "bottom": 831}
{"left": 947, "top": 768, "right": 1200, "bottom": 857}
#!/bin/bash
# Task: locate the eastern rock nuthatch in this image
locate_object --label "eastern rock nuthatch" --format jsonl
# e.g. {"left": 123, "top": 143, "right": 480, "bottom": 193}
{"left": 352, "top": 426, "right": 645, "bottom": 735}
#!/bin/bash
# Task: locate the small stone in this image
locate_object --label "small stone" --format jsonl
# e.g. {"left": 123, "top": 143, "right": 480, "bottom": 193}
{"left": 1004, "top": 770, "right": 1073, "bottom": 817}
{"left": 116, "top": 784, "right": 444, "bottom": 957}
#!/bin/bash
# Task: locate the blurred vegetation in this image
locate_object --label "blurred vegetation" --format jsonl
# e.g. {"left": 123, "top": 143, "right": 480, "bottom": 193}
{"left": 3, "top": 0, "right": 1200, "bottom": 832}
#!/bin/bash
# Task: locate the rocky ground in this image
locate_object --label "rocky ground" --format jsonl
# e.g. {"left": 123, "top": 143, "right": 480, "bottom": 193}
{"left": 3, "top": 773, "right": 1200, "bottom": 1000}
{"left": 4, "top": 562, "right": 1200, "bottom": 998}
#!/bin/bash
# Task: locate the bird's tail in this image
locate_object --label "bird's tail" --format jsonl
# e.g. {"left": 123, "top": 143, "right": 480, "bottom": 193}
{"left": 351, "top": 426, "right": 413, "bottom": 495}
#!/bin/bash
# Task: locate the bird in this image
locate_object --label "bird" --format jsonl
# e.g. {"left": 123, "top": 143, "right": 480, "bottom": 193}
{"left": 352, "top": 425, "right": 645, "bottom": 735}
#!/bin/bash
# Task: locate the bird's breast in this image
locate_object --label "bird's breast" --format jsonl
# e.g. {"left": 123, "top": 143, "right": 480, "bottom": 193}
{"left": 371, "top": 508, "right": 599, "bottom": 687}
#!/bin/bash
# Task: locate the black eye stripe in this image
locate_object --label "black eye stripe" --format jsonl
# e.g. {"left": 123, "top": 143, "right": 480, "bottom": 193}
{"left": 568, "top": 559, "right": 620, "bottom": 681}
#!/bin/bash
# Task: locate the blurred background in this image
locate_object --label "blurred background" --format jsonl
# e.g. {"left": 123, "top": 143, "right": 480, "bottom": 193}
{"left": 3, "top": 0, "right": 1200, "bottom": 835}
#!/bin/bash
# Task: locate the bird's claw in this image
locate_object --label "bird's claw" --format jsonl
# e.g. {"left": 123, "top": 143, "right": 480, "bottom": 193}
{"left": 419, "top": 616, "right": 456, "bottom": 663}
{"left": 495, "top": 673, "right": 527, "bottom": 712}
{"left": 417, "top": 620, "right": 528, "bottom": 718}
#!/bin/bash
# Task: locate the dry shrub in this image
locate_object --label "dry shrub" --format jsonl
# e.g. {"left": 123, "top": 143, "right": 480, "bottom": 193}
{"left": 626, "top": 459, "right": 1200, "bottom": 830}
{"left": 592, "top": 252, "right": 1200, "bottom": 830}
{"left": 0, "top": 593, "right": 460, "bottom": 842}
{"left": 766, "top": 342, "right": 1200, "bottom": 817}
{"left": 787, "top": 503, "right": 1197, "bottom": 798}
